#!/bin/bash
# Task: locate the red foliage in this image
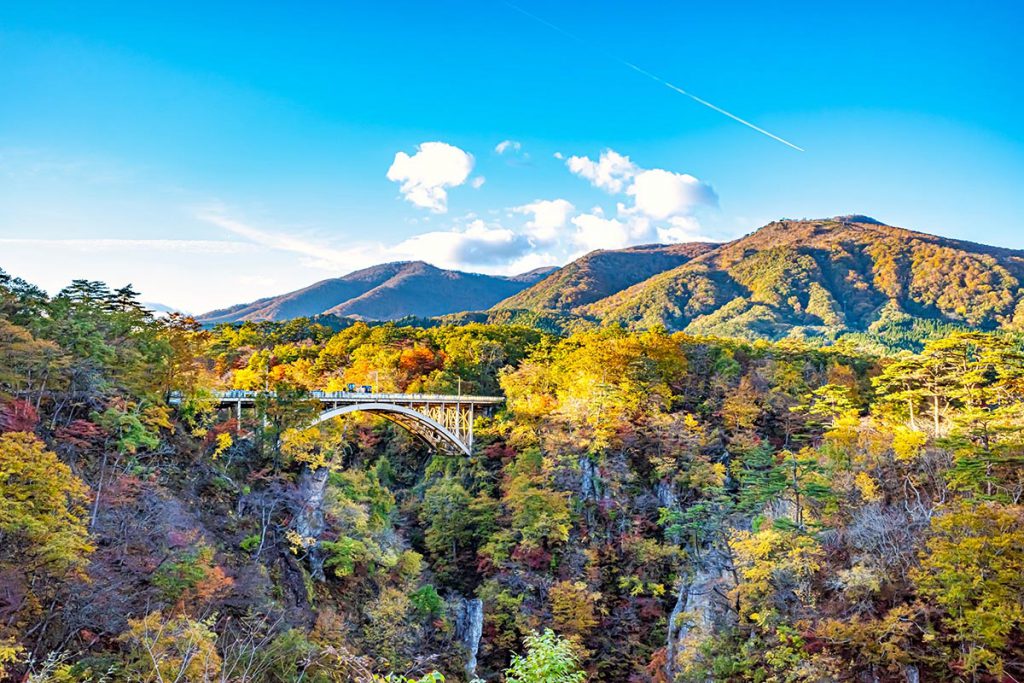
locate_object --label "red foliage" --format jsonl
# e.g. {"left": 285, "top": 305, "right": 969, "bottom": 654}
{"left": 511, "top": 544, "right": 551, "bottom": 570}
{"left": 636, "top": 597, "right": 663, "bottom": 620}
{"left": 484, "top": 442, "right": 517, "bottom": 463}
{"left": 203, "top": 418, "right": 238, "bottom": 447}
{"left": 476, "top": 554, "right": 497, "bottom": 576}
{"left": 55, "top": 419, "right": 107, "bottom": 450}
{"left": 398, "top": 345, "right": 445, "bottom": 378}
{"left": 356, "top": 425, "right": 382, "bottom": 451}
{"left": 801, "top": 630, "right": 825, "bottom": 654}
{"left": 79, "top": 629, "right": 100, "bottom": 646}
{"left": 0, "top": 399, "right": 38, "bottom": 433}
{"left": 101, "top": 474, "right": 146, "bottom": 507}
{"left": 646, "top": 648, "right": 669, "bottom": 683}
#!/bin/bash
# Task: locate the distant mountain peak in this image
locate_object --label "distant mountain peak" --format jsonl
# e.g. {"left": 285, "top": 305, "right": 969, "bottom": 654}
{"left": 197, "top": 259, "right": 547, "bottom": 324}
{"left": 584, "top": 216, "right": 1024, "bottom": 339}
{"left": 506, "top": 266, "right": 559, "bottom": 283}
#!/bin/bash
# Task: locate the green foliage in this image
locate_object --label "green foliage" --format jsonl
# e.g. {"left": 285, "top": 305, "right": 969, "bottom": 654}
{"left": 419, "top": 477, "right": 495, "bottom": 574}
{"left": 322, "top": 536, "right": 370, "bottom": 578}
{"left": 408, "top": 585, "right": 443, "bottom": 619}
{"left": 505, "top": 629, "right": 586, "bottom": 683}
{"left": 6, "top": 259, "right": 1024, "bottom": 682}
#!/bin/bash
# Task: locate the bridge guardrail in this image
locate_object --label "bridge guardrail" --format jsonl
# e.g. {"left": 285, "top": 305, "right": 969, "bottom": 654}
{"left": 167, "top": 390, "right": 504, "bottom": 403}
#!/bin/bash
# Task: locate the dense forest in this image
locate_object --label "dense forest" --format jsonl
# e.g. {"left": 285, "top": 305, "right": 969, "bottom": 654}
{"left": 2, "top": 266, "right": 1023, "bottom": 682}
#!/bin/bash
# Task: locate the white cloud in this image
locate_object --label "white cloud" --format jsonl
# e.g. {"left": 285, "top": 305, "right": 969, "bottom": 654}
{"left": 386, "top": 142, "right": 474, "bottom": 213}
{"left": 513, "top": 198, "right": 575, "bottom": 244}
{"left": 495, "top": 139, "right": 531, "bottom": 165}
{"left": 471, "top": 176, "right": 486, "bottom": 189}
{"left": 656, "top": 216, "right": 708, "bottom": 243}
{"left": 392, "top": 219, "right": 532, "bottom": 269}
{"left": 572, "top": 214, "right": 638, "bottom": 252}
{"left": 495, "top": 140, "right": 521, "bottom": 154}
{"left": 566, "top": 148, "right": 717, "bottom": 225}
{"left": 566, "top": 149, "right": 638, "bottom": 193}
{"left": 198, "top": 209, "right": 357, "bottom": 265}
{"left": 626, "top": 169, "right": 718, "bottom": 220}
{"left": 197, "top": 208, "right": 537, "bottom": 275}
{"left": 571, "top": 211, "right": 712, "bottom": 253}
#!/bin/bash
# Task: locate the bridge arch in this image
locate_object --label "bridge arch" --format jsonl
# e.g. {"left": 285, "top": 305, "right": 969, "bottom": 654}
{"left": 311, "top": 402, "right": 472, "bottom": 456}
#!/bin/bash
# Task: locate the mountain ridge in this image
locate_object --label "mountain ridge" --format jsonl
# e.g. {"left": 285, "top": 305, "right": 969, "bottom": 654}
{"left": 492, "top": 242, "right": 719, "bottom": 313}
{"left": 582, "top": 216, "right": 1024, "bottom": 339}
{"left": 197, "top": 261, "right": 555, "bottom": 324}
{"left": 199, "top": 217, "right": 1024, "bottom": 346}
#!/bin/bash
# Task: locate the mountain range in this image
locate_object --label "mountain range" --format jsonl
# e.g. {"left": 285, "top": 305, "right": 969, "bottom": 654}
{"left": 198, "top": 261, "right": 556, "bottom": 324}
{"left": 199, "top": 216, "right": 1024, "bottom": 344}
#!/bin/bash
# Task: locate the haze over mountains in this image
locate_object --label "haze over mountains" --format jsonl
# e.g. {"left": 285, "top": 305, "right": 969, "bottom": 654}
{"left": 199, "top": 216, "right": 1024, "bottom": 343}
{"left": 198, "top": 261, "right": 556, "bottom": 324}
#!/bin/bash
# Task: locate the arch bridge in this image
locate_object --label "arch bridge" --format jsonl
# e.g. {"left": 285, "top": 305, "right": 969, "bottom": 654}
{"left": 170, "top": 390, "right": 505, "bottom": 456}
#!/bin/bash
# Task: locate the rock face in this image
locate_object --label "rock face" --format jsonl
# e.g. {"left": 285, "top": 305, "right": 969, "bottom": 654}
{"left": 665, "top": 551, "right": 735, "bottom": 681}
{"left": 452, "top": 596, "right": 484, "bottom": 680}
{"left": 294, "top": 466, "right": 330, "bottom": 581}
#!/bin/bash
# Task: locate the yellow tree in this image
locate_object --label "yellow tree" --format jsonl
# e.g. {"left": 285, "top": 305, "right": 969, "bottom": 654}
{"left": 913, "top": 501, "right": 1024, "bottom": 677}
{"left": 0, "top": 432, "right": 93, "bottom": 662}
{"left": 120, "top": 611, "right": 221, "bottom": 682}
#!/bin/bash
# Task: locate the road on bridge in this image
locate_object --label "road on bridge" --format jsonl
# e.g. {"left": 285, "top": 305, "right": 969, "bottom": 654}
{"left": 169, "top": 390, "right": 504, "bottom": 455}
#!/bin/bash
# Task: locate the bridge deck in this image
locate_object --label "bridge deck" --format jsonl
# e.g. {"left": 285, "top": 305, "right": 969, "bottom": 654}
{"left": 168, "top": 390, "right": 503, "bottom": 455}
{"left": 168, "top": 390, "right": 504, "bottom": 406}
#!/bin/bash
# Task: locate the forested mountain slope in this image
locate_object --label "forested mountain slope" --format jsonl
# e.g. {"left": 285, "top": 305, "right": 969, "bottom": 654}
{"left": 493, "top": 242, "right": 718, "bottom": 313}
{"left": 584, "top": 216, "right": 1024, "bottom": 339}
{"left": 199, "top": 261, "right": 554, "bottom": 324}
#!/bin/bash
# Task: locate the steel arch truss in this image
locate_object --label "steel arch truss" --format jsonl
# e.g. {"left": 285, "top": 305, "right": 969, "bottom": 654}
{"left": 312, "top": 402, "right": 475, "bottom": 456}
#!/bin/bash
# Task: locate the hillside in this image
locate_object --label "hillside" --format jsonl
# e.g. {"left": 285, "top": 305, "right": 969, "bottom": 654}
{"left": 5, "top": 274, "right": 1024, "bottom": 681}
{"left": 198, "top": 217, "right": 1024, "bottom": 347}
{"left": 583, "top": 216, "right": 1024, "bottom": 340}
{"left": 198, "top": 261, "right": 554, "bottom": 323}
{"left": 492, "top": 242, "right": 718, "bottom": 313}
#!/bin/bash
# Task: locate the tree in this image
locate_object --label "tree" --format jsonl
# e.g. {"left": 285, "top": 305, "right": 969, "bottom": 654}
{"left": 0, "top": 268, "right": 48, "bottom": 328}
{"left": 0, "top": 432, "right": 93, "bottom": 574}
{"left": 549, "top": 580, "right": 602, "bottom": 645}
{"left": 422, "top": 478, "right": 474, "bottom": 549}
{"left": 158, "top": 313, "right": 214, "bottom": 398}
{"left": 728, "top": 525, "right": 823, "bottom": 624}
{"left": 505, "top": 629, "right": 586, "bottom": 683}
{"left": 0, "top": 433, "right": 92, "bottom": 663}
{"left": 120, "top": 611, "right": 221, "bottom": 682}
{"left": 913, "top": 501, "right": 1024, "bottom": 677}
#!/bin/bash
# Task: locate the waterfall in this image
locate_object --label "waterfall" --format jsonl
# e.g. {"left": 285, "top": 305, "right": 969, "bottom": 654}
{"left": 453, "top": 596, "right": 484, "bottom": 680}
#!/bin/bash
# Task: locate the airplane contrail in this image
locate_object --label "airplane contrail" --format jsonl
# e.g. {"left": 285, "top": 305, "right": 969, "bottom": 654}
{"left": 503, "top": 2, "right": 805, "bottom": 152}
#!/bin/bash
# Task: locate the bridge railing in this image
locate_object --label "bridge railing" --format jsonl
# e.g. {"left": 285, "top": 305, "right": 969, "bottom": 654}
{"left": 168, "top": 390, "right": 504, "bottom": 404}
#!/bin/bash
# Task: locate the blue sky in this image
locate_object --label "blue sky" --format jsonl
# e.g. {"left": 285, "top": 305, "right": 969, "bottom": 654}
{"left": 2, "top": 1, "right": 1023, "bottom": 312}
